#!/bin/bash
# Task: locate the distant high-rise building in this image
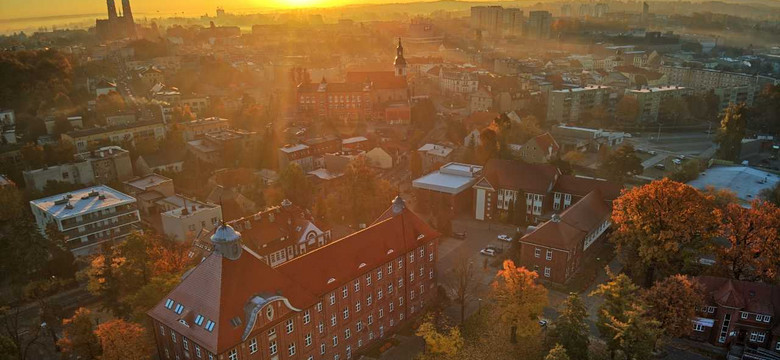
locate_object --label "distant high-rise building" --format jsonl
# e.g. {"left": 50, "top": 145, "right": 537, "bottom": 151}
{"left": 527, "top": 11, "right": 552, "bottom": 39}
{"left": 470, "top": 6, "right": 523, "bottom": 36}
{"left": 641, "top": 2, "right": 650, "bottom": 23}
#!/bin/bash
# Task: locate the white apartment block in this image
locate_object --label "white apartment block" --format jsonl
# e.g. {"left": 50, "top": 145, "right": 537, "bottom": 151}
{"left": 546, "top": 85, "right": 613, "bottom": 124}
{"left": 29, "top": 185, "right": 140, "bottom": 256}
{"left": 159, "top": 196, "right": 222, "bottom": 241}
{"left": 625, "top": 86, "right": 692, "bottom": 123}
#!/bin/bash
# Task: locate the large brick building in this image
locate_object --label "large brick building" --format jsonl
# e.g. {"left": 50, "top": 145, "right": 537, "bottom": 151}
{"left": 149, "top": 197, "right": 440, "bottom": 360}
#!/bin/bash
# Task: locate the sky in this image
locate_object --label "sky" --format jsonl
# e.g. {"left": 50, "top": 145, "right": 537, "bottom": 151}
{"left": 0, "top": 0, "right": 433, "bottom": 20}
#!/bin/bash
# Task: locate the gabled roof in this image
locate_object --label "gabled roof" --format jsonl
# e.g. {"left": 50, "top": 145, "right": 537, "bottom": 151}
{"left": 552, "top": 175, "right": 622, "bottom": 200}
{"left": 482, "top": 159, "right": 560, "bottom": 194}
{"left": 520, "top": 190, "right": 611, "bottom": 250}
{"left": 698, "top": 276, "right": 780, "bottom": 314}
{"left": 528, "top": 132, "right": 560, "bottom": 153}
{"left": 462, "top": 111, "right": 499, "bottom": 131}
{"left": 147, "top": 247, "right": 315, "bottom": 354}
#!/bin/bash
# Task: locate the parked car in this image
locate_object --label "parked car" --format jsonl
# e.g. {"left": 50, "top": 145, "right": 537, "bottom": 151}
{"left": 452, "top": 231, "right": 466, "bottom": 239}
{"left": 497, "top": 234, "right": 513, "bottom": 242}
{"left": 654, "top": 164, "right": 665, "bottom": 170}
{"left": 480, "top": 248, "right": 497, "bottom": 257}
{"left": 672, "top": 158, "right": 682, "bottom": 165}
{"left": 538, "top": 319, "right": 549, "bottom": 327}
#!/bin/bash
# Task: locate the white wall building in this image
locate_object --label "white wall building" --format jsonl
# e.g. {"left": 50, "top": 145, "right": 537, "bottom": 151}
{"left": 159, "top": 196, "right": 222, "bottom": 241}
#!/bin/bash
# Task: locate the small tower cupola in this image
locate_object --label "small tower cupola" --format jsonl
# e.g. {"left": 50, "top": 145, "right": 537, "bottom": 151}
{"left": 394, "top": 37, "right": 407, "bottom": 77}
{"left": 211, "top": 222, "right": 243, "bottom": 260}
{"left": 391, "top": 195, "right": 406, "bottom": 216}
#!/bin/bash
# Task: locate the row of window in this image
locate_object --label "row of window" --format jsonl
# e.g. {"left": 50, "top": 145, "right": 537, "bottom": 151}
{"left": 160, "top": 326, "right": 214, "bottom": 360}
{"left": 533, "top": 248, "right": 553, "bottom": 261}
{"left": 163, "top": 299, "right": 215, "bottom": 332}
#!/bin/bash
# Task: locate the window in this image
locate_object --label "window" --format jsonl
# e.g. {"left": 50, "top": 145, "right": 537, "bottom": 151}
{"left": 331, "top": 314, "right": 337, "bottom": 326}
{"left": 195, "top": 346, "right": 201, "bottom": 358}
{"left": 366, "top": 274, "right": 371, "bottom": 286}
{"left": 288, "top": 342, "right": 296, "bottom": 356}
{"left": 398, "top": 259, "right": 403, "bottom": 269}
{"left": 303, "top": 310, "right": 311, "bottom": 324}
{"left": 356, "top": 301, "right": 361, "bottom": 312}
{"left": 343, "top": 286, "right": 349, "bottom": 298}
{"left": 345, "top": 328, "right": 351, "bottom": 339}
{"left": 332, "top": 335, "right": 338, "bottom": 347}
{"left": 368, "top": 315, "right": 374, "bottom": 325}
{"left": 399, "top": 297, "right": 404, "bottom": 306}
{"left": 354, "top": 280, "right": 360, "bottom": 292}
{"left": 330, "top": 293, "right": 336, "bottom": 305}
{"left": 317, "top": 302, "right": 323, "bottom": 312}
{"left": 174, "top": 304, "right": 184, "bottom": 314}
{"left": 159, "top": 325, "right": 165, "bottom": 335}
{"left": 367, "top": 294, "right": 373, "bottom": 306}
{"left": 389, "top": 302, "right": 394, "bottom": 312}
{"left": 379, "top": 308, "right": 384, "bottom": 318}
{"left": 544, "top": 267, "right": 551, "bottom": 277}
{"left": 429, "top": 269, "right": 434, "bottom": 279}
{"left": 165, "top": 299, "right": 175, "bottom": 309}
{"left": 419, "top": 267, "right": 424, "bottom": 277}
{"left": 546, "top": 250, "right": 553, "bottom": 261}
{"left": 764, "top": 316, "right": 772, "bottom": 323}
{"left": 183, "top": 337, "right": 189, "bottom": 350}
{"left": 171, "top": 332, "right": 177, "bottom": 343}
{"left": 693, "top": 323, "right": 704, "bottom": 332}
{"left": 249, "top": 338, "right": 258, "bottom": 354}
{"left": 398, "top": 278, "right": 403, "bottom": 288}
{"left": 343, "top": 307, "right": 349, "bottom": 320}
{"left": 377, "top": 269, "right": 382, "bottom": 280}
{"left": 756, "top": 314, "right": 765, "bottom": 322}
{"left": 410, "top": 253, "right": 415, "bottom": 263}
{"left": 378, "top": 289, "right": 383, "bottom": 300}
{"left": 321, "top": 343, "right": 326, "bottom": 355}
{"left": 194, "top": 315, "right": 204, "bottom": 326}
{"left": 387, "top": 263, "right": 393, "bottom": 274}
{"left": 410, "top": 272, "right": 414, "bottom": 282}
{"left": 388, "top": 284, "right": 393, "bottom": 294}
{"left": 356, "top": 321, "right": 363, "bottom": 332}
{"left": 707, "top": 306, "right": 715, "bottom": 313}
{"left": 268, "top": 328, "right": 276, "bottom": 337}
{"left": 305, "top": 333, "right": 312, "bottom": 347}
{"left": 347, "top": 346, "right": 352, "bottom": 359}
{"left": 318, "top": 321, "right": 324, "bottom": 334}
{"left": 741, "top": 312, "right": 748, "bottom": 319}
{"left": 411, "top": 290, "right": 415, "bottom": 299}
{"left": 757, "top": 333, "right": 766, "bottom": 342}
{"left": 228, "top": 349, "right": 238, "bottom": 360}
{"left": 420, "top": 248, "right": 425, "bottom": 257}
{"left": 270, "top": 341, "right": 278, "bottom": 355}
{"left": 776, "top": 342, "right": 780, "bottom": 351}
{"left": 429, "top": 253, "right": 433, "bottom": 262}
{"left": 286, "top": 319, "right": 294, "bottom": 334}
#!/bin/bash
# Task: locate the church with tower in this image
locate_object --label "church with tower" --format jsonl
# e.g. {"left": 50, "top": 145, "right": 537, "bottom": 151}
{"left": 95, "top": 0, "right": 137, "bottom": 41}
{"left": 148, "top": 196, "right": 440, "bottom": 360}
{"left": 296, "top": 39, "right": 412, "bottom": 124}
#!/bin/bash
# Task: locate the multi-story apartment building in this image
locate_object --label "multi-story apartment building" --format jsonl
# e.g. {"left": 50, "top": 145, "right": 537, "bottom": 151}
{"left": 517, "top": 190, "right": 612, "bottom": 283}
{"left": 546, "top": 85, "right": 614, "bottom": 124}
{"left": 527, "top": 11, "right": 552, "bottom": 39}
{"left": 470, "top": 6, "right": 524, "bottom": 36}
{"left": 658, "top": 66, "right": 780, "bottom": 109}
{"left": 472, "top": 159, "right": 621, "bottom": 223}
{"left": 187, "top": 129, "right": 259, "bottom": 166}
{"left": 159, "top": 196, "right": 222, "bottom": 242}
{"left": 148, "top": 197, "right": 439, "bottom": 360}
{"left": 279, "top": 144, "right": 315, "bottom": 172}
{"left": 625, "top": 86, "right": 692, "bottom": 123}
{"left": 181, "top": 117, "right": 230, "bottom": 141}
{"left": 29, "top": 185, "right": 140, "bottom": 256}
{"left": 62, "top": 120, "right": 166, "bottom": 153}
{"left": 690, "top": 276, "right": 780, "bottom": 359}
{"left": 713, "top": 86, "right": 753, "bottom": 112}
{"left": 23, "top": 146, "right": 133, "bottom": 191}
{"left": 439, "top": 68, "right": 479, "bottom": 94}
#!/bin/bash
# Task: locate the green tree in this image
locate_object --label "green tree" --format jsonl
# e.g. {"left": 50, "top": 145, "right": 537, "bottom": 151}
{"left": 599, "top": 144, "right": 643, "bottom": 183}
{"left": 715, "top": 104, "right": 748, "bottom": 162}
{"left": 278, "top": 163, "right": 312, "bottom": 207}
{"left": 605, "top": 303, "right": 659, "bottom": 360}
{"left": 0, "top": 215, "right": 50, "bottom": 287}
{"left": 590, "top": 269, "right": 640, "bottom": 359}
{"left": 545, "top": 344, "right": 571, "bottom": 360}
{"left": 548, "top": 293, "right": 589, "bottom": 360}
{"left": 759, "top": 182, "right": 780, "bottom": 207}
{"left": 0, "top": 334, "right": 17, "bottom": 360}
{"left": 57, "top": 308, "right": 100, "bottom": 360}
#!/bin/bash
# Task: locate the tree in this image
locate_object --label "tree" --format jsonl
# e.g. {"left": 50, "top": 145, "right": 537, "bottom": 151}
{"left": 599, "top": 144, "right": 643, "bottom": 183}
{"left": 491, "top": 260, "right": 548, "bottom": 342}
{"left": 411, "top": 151, "right": 423, "bottom": 179}
{"left": 605, "top": 303, "right": 659, "bottom": 360}
{"left": 701, "top": 186, "right": 738, "bottom": 209}
{"left": 642, "top": 275, "right": 704, "bottom": 347}
{"left": 715, "top": 104, "right": 748, "bottom": 162}
{"left": 668, "top": 160, "right": 701, "bottom": 183}
{"left": 716, "top": 201, "right": 780, "bottom": 282}
{"left": 611, "top": 179, "right": 720, "bottom": 286}
{"left": 759, "top": 182, "right": 780, "bottom": 207}
{"left": 278, "top": 163, "right": 312, "bottom": 207}
{"left": 477, "top": 128, "right": 498, "bottom": 164}
{"left": 545, "top": 344, "right": 571, "bottom": 360}
{"left": 0, "top": 305, "right": 45, "bottom": 360}
{"left": 20, "top": 143, "right": 45, "bottom": 168}
{"left": 548, "top": 293, "right": 589, "bottom": 360}
{"left": 615, "top": 96, "right": 639, "bottom": 125}
{"left": 561, "top": 151, "right": 585, "bottom": 166}
{"left": 449, "top": 252, "right": 477, "bottom": 324}
{"left": 57, "top": 308, "right": 100, "bottom": 360}
{"left": 95, "top": 319, "right": 152, "bottom": 360}
{"left": 590, "top": 269, "right": 640, "bottom": 359}
{"left": 416, "top": 314, "right": 463, "bottom": 359}
{"left": 0, "top": 334, "right": 17, "bottom": 360}
{"left": 0, "top": 215, "right": 50, "bottom": 287}
{"left": 659, "top": 96, "right": 690, "bottom": 125}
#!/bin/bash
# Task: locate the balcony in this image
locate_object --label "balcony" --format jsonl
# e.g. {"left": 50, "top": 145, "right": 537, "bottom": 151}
{"left": 62, "top": 212, "right": 140, "bottom": 240}
{"left": 60, "top": 205, "right": 137, "bottom": 230}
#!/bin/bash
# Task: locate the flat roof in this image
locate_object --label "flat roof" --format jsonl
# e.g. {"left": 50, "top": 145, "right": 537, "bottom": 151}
{"left": 412, "top": 170, "right": 479, "bottom": 195}
{"left": 688, "top": 166, "right": 780, "bottom": 205}
{"left": 342, "top": 136, "right": 368, "bottom": 144}
{"left": 30, "top": 185, "right": 135, "bottom": 220}
{"left": 280, "top": 144, "right": 309, "bottom": 153}
{"left": 124, "top": 174, "right": 172, "bottom": 191}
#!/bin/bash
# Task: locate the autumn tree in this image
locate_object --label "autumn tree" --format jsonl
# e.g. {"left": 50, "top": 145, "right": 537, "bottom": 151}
{"left": 57, "top": 308, "right": 100, "bottom": 360}
{"left": 448, "top": 252, "right": 477, "bottom": 324}
{"left": 547, "top": 293, "right": 589, "bottom": 360}
{"left": 590, "top": 268, "right": 640, "bottom": 359}
{"left": 760, "top": 182, "right": 780, "bottom": 207}
{"left": 715, "top": 103, "right": 748, "bottom": 162}
{"left": 278, "top": 163, "right": 312, "bottom": 207}
{"left": 476, "top": 128, "right": 498, "bottom": 164}
{"left": 611, "top": 179, "right": 720, "bottom": 286}
{"left": 545, "top": 344, "right": 571, "bottom": 360}
{"left": 716, "top": 201, "right": 780, "bottom": 282}
{"left": 701, "top": 185, "right": 739, "bottom": 209}
{"left": 599, "top": 144, "right": 643, "bottom": 183}
{"left": 491, "top": 260, "right": 548, "bottom": 342}
{"left": 416, "top": 315, "right": 463, "bottom": 360}
{"left": 95, "top": 319, "right": 152, "bottom": 360}
{"left": 605, "top": 303, "right": 659, "bottom": 360}
{"left": 642, "top": 274, "right": 704, "bottom": 349}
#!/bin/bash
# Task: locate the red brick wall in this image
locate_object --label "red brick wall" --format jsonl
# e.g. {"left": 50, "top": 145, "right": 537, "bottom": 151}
{"left": 518, "top": 242, "right": 571, "bottom": 284}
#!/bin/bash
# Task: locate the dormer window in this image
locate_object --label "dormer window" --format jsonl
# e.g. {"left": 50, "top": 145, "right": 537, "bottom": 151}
{"left": 174, "top": 304, "right": 184, "bottom": 314}
{"left": 194, "top": 315, "right": 204, "bottom": 326}
{"left": 266, "top": 306, "right": 274, "bottom": 320}
{"left": 165, "top": 299, "right": 175, "bottom": 309}
{"left": 205, "top": 320, "right": 215, "bottom": 332}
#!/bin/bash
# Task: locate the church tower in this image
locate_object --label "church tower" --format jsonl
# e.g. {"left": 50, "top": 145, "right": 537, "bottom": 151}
{"left": 394, "top": 38, "right": 407, "bottom": 77}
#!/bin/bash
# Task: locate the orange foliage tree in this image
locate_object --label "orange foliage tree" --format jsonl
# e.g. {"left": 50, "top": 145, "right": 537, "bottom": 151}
{"left": 491, "top": 260, "right": 548, "bottom": 341}
{"left": 611, "top": 178, "right": 720, "bottom": 287}
{"left": 642, "top": 275, "right": 704, "bottom": 339}
{"left": 57, "top": 307, "right": 100, "bottom": 360}
{"left": 716, "top": 200, "right": 780, "bottom": 282}
{"left": 95, "top": 319, "right": 153, "bottom": 360}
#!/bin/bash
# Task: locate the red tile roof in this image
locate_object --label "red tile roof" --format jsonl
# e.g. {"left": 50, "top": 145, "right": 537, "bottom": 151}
{"left": 697, "top": 276, "right": 780, "bottom": 315}
{"left": 345, "top": 71, "right": 408, "bottom": 89}
{"left": 520, "top": 190, "right": 611, "bottom": 250}
{"left": 530, "top": 132, "right": 560, "bottom": 153}
{"left": 462, "top": 111, "right": 500, "bottom": 131}
{"left": 482, "top": 159, "right": 560, "bottom": 194}
{"left": 552, "top": 175, "right": 623, "bottom": 200}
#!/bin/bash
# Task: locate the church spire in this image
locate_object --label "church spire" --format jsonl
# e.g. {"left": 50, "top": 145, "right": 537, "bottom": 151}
{"left": 394, "top": 37, "right": 407, "bottom": 77}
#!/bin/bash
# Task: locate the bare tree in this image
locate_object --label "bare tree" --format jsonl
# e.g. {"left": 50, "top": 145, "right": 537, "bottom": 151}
{"left": 448, "top": 251, "right": 478, "bottom": 324}
{"left": 0, "top": 305, "right": 45, "bottom": 360}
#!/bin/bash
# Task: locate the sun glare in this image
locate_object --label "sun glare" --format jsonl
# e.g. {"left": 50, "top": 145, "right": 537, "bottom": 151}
{"left": 271, "top": 0, "right": 331, "bottom": 8}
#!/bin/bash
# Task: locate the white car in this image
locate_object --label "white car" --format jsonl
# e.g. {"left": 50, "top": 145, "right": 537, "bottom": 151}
{"left": 672, "top": 158, "right": 682, "bottom": 165}
{"left": 497, "top": 234, "right": 513, "bottom": 242}
{"left": 480, "top": 248, "right": 497, "bottom": 257}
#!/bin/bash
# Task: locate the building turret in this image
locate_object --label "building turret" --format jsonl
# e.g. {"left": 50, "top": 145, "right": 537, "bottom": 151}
{"left": 211, "top": 222, "right": 242, "bottom": 260}
{"left": 107, "top": 0, "right": 118, "bottom": 20}
{"left": 121, "top": 0, "right": 136, "bottom": 38}
{"left": 394, "top": 38, "right": 407, "bottom": 77}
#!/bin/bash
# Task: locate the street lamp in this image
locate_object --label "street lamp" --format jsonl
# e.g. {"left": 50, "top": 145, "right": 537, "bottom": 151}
{"left": 478, "top": 298, "right": 482, "bottom": 314}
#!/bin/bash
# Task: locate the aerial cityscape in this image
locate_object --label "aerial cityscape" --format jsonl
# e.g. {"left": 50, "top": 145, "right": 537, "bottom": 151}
{"left": 0, "top": 0, "right": 779, "bottom": 359}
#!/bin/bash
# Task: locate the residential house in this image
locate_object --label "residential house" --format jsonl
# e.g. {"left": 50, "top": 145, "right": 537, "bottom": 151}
{"left": 520, "top": 133, "right": 560, "bottom": 164}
